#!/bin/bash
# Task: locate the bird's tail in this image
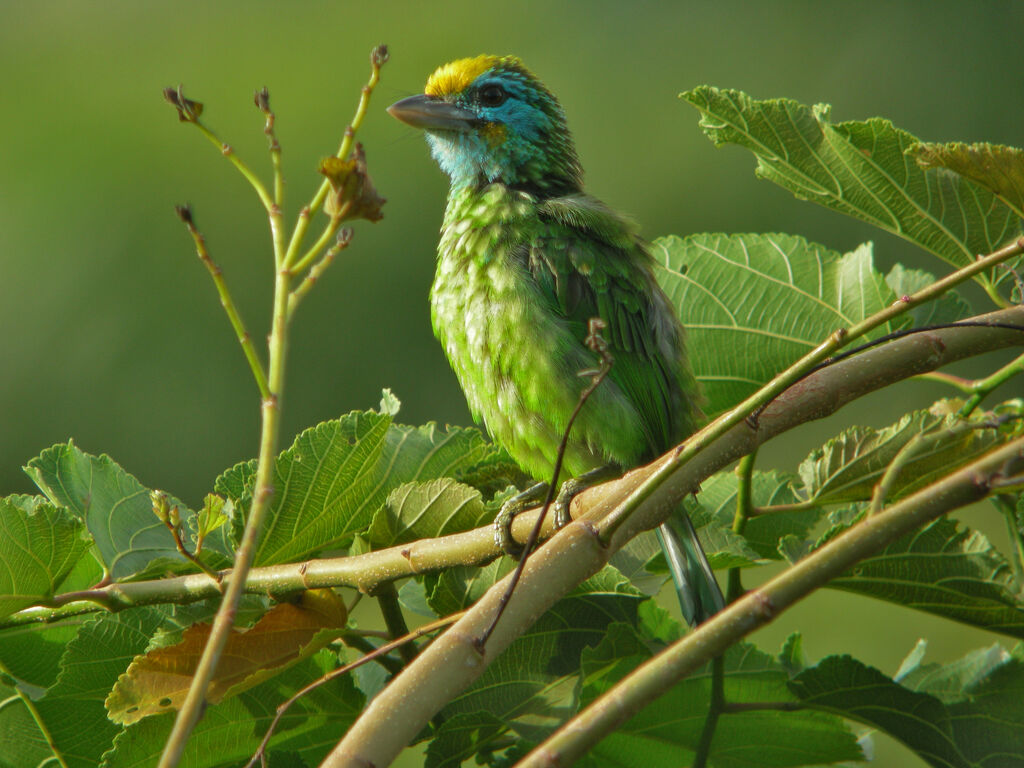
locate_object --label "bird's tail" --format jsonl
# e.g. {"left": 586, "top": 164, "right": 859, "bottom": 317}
{"left": 656, "top": 508, "right": 725, "bottom": 626}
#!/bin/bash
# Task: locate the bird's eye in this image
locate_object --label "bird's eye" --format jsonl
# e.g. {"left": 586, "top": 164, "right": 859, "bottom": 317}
{"left": 478, "top": 84, "right": 507, "bottom": 107}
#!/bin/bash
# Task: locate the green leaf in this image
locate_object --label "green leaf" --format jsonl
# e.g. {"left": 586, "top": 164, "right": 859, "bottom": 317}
{"left": 822, "top": 514, "right": 1024, "bottom": 638}
{"left": 0, "top": 496, "right": 91, "bottom": 620}
{"left": 11, "top": 607, "right": 166, "bottom": 768}
{"left": 427, "top": 559, "right": 514, "bottom": 617}
{"left": 683, "top": 469, "right": 824, "bottom": 564}
{"left": 885, "top": 264, "right": 971, "bottom": 326}
{"left": 654, "top": 233, "right": 897, "bottom": 414}
{"left": 798, "top": 404, "right": 1016, "bottom": 505}
{"left": 367, "top": 478, "right": 491, "bottom": 548}
{"left": 214, "top": 413, "right": 502, "bottom": 564}
{"left": 103, "top": 650, "right": 364, "bottom": 768}
{"left": 789, "top": 643, "right": 1024, "bottom": 768}
{"left": 0, "top": 679, "right": 56, "bottom": 768}
{"left": 578, "top": 634, "right": 862, "bottom": 768}
{"left": 24, "top": 442, "right": 195, "bottom": 580}
{"left": 911, "top": 141, "right": 1024, "bottom": 219}
{"left": 682, "top": 87, "right": 1021, "bottom": 283}
{"left": 218, "top": 411, "right": 393, "bottom": 565}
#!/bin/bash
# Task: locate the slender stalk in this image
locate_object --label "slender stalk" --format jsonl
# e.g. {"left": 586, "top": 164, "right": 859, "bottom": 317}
{"left": 959, "top": 349, "right": 1024, "bottom": 416}
{"left": 190, "top": 120, "right": 275, "bottom": 213}
{"left": 176, "top": 207, "right": 270, "bottom": 399}
{"left": 749, "top": 499, "right": 820, "bottom": 517}
{"left": 982, "top": 275, "right": 1012, "bottom": 309}
{"left": 518, "top": 436, "right": 1024, "bottom": 767}
{"left": 157, "top": 266, "right": 292, "bottom": 768}
{"left": 692, "top": 654, "right": 725, "bottom": 768}
{"left": 0, "top": 660, "right": 69, "bottom": 768}
{"left": 914, "top": 371, "right": 975, "bottom": 391}
{"left": 727, "top": 452, "right": 756, "bottom": 603}
{"left": 376, "top": 582, "right": 416, "bottom": 665}
{"left": 282, "top": 47, "right": 386, "bottom": 270}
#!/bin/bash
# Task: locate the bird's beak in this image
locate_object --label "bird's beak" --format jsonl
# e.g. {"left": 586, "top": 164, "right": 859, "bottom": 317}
{"left": 387, "top": 94, "right": 478, "bottom": 132}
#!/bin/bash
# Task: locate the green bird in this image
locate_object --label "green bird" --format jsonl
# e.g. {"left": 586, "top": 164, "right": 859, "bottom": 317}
{"left": 388, "top": 55, "right": 724, "bottom": 624}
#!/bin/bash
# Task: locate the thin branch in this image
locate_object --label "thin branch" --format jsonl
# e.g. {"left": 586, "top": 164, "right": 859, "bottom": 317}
{"left": 245, "top": 612, "right": 461, "bottom": 768}
{"left": 727, "top": 452, "right": 756, "bottom": 603}
{"left": 478, "top": 318, "right": 612, "bottom": 648}
{"left": 376, "top": 582, "right": 416, "bottom": 665}
{"left": 960, "top": 349, "right": 1024, "bottom": 416}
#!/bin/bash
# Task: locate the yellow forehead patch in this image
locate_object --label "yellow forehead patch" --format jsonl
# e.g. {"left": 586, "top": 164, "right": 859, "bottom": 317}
{"left": 425, "top": 55, "right": 511, "bottom": 97}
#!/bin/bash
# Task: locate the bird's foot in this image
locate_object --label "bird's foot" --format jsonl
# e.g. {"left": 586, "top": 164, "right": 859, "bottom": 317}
{"left": 493, "top": 481, "right": 548, "bottom": 556}
{"left": 552, "top": 464, "right": 620, "bottom": 529}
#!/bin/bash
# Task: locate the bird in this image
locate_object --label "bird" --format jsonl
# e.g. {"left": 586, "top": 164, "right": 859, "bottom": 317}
{"left": 388, "top": 55, "right": 724, "bottom": 624}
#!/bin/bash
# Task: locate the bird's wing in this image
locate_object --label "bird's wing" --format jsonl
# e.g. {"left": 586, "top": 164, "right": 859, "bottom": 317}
{"left": 528, "top": 193, "right": 698, "bottom": 456}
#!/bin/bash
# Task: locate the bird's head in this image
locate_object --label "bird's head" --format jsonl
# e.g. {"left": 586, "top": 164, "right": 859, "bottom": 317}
{"left": 388, "top": 55, "right": 581, "bottom": 195}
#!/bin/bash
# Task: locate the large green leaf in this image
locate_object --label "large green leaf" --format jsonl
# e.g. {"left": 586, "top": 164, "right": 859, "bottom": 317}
{"left": 367, "top": 478, "right": 491, "bottom": 548}
{"left": 911, "top": 141, "right": 1024, "bottom": 219}
{"left": 813, "top": 513, "right": 1024, "bottom": 638}
{"left": 682, "top": 87, "right": 1021, "bottom": 284}
{"left": 576, "top": 632, "right": 861, "bottom": 768}
{"left": 214, "top": 409, "right": 503, "bottom": 564}
{"left": 6, "top": 608, "right": 166, "bottom": 768}
{"left": 654, "top": 233, "right": 896, "bottom": 414}
{"left": 789, "top": 643, "right": 1024, "bottom": 768}
{"left": 798, "top": 404, "right": 1019, "bottom": 505}
{"left": 24, "top": 443, "right": 194, "bottom": 581}
{"left": 0, "top": 496, "right": 91, "bottom": 620}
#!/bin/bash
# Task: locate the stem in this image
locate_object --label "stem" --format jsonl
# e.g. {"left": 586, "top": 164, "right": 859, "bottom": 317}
{"left": 959, "top": 349, "right": 1024, "bottom": 416}
{"left": 749, "top": 499, "right": 820, "bottom": 516}
{"left": 692, "top": 654, "right": 725, "bottom": 768}
{"left": 191, "top": 121, "right": 275, "bottom": 213}
{"left": 176, "top": 207, "right": 270, "bottom": 399}
{"left": 157, "top": 268, "right": 292, "bottom": 768}
{"left": 727, "top": 452, "right": 756, "bottom": 603}
{"left": 914, "top": 371, "right": 975, "bottom": 391}
{"left": 981, "top": 275, "right": 1012, "bottom": 309}
{"left": 376, "top": 583, "right": 416, "bottom": 665}
{"left": 283, "top": 48, "right": 386, "bottom": 269}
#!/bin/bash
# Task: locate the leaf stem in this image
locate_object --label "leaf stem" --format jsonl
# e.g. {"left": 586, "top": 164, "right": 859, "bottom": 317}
{"left": 376, "top": 582, "right": 416, "bottom": 665}
{"left": 727, "top": 452, "right": 756, "bottom": 603}
{"left": 692, "top": 654, "right": 725, "bottom": 768}
{"left": 959, "top": 350, "right": 1024, "bottom": 417}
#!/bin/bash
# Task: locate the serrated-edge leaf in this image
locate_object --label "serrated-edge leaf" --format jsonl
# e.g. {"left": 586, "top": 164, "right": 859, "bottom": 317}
{"left": 24, "top": 442, "right": 194, "bottom": 580}
{"left": 654, "top": 233, "right": 896, "bottom": 414}
{"left": 681, "top": 87, "right": 1021, "bottom": 280}
{"left": 911, "top": 141, "right": 1024, "bottom": 219}
{"left": 0, "top": 496, "right": 91, "bottom": 620}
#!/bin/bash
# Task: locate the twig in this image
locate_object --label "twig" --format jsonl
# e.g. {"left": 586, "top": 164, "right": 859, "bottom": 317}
{"left": 175, "top": 206, "right": 270, "bottom": 399}
{"left": 376, "top": 582, "right": 416, "bottom": 665}
{"left": 727, "top": 452, "right": 756, "bottom": 603}
{"left": 245, "top": 612, "right": 461, "bottom": 768}
{"left": 959, "top": 350, "right": 1024, "bottom": 416}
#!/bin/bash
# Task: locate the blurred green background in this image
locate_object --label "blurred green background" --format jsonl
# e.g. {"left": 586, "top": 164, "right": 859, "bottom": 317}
{"left": 2, "top": 2, "right": 1022, "bottom": 765}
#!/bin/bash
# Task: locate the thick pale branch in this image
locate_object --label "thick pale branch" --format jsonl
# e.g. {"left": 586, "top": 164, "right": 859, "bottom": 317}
{"left": 320, "top": 305, "right": 1024, "bottom": 767}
